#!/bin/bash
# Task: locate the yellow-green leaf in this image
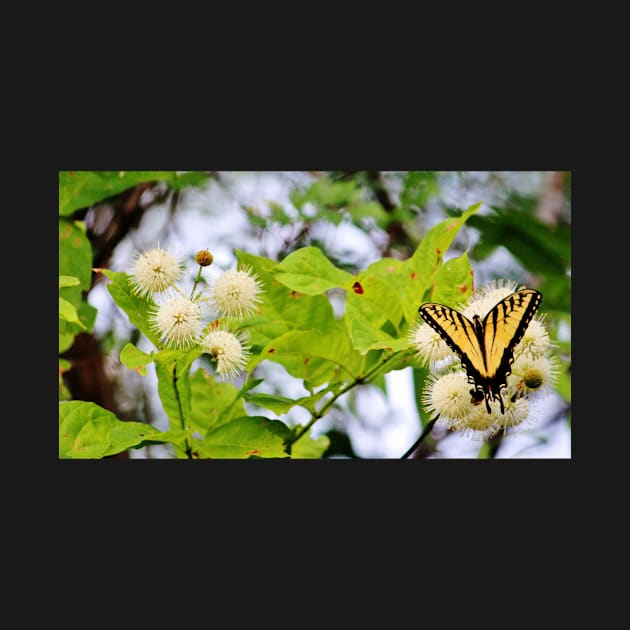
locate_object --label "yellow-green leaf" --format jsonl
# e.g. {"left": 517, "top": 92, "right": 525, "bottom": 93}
{"left": 59, "top": 275, "right": 80, "bottom": 289}
{"left": 259, "top": 327, "right": 363, "bottom": 387}
{"left": 59, "top": 401, "right": 160, "bottom": 459}
{"left": 59, "top": 297, "right": 86, "bottom": 328}
{"left": 120, "top": 342, "right": 153, "bottom": 376}
{"left": 290, "top": 428, "right": 330, "bottom": 459}
{"left": 275, "top": 246, "right": 354, "bottom": 295}
{"left": 195, "top": 416, "right": 291, "bottom": 459}
{"left": 101, "top": 269, "right": 162, "bottom": 347}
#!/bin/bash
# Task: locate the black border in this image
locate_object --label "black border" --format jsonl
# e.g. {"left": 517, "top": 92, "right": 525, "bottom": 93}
{"left": 52, "top": 109, "right": 576, "bottom": 534}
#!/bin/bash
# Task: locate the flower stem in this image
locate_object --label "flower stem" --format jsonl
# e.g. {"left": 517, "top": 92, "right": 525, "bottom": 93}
{"left": 172, "top": 362, "right": 193, "bottom": 460}
{"left": 189, "top": 265, "right": 204, "bottom": 301}
{"left": 400, "top": 415, "right": 439, "bottom": 459}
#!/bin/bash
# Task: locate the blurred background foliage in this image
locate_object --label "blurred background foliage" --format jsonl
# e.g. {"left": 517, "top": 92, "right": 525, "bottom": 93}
{"left": 59, "top": 171, "right": 571, "bottom": 459}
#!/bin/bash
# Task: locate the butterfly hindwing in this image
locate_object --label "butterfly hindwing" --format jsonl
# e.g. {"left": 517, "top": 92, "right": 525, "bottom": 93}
{"left": 418, "top": 289, "right": 542, "bottom": 414}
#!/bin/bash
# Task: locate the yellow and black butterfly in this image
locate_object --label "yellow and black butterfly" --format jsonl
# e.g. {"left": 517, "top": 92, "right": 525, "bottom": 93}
{"left": 418, "top": 289, "right": 542, "bottom": 414}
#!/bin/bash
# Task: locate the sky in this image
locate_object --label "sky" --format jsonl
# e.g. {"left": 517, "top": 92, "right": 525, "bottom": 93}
{"left": 88, "top": 171, "right": 571, "bottom": 459}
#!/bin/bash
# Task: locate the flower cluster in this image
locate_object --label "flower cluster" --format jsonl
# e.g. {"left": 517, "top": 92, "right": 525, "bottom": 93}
{"left": 128, "top": 246, "right": 263, "bottom": 380}
{"left": 409, "top": 279, "right": 558, "bottom": 439}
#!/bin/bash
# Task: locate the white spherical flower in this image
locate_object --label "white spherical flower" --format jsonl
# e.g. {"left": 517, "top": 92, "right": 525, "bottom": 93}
{"left": 130, "top": 247, "right": 183, "bottom": 297}
{"left": 200, "top": 328, "right": 251, "bottom": 379}
{"left": 422, "top": 372, "right": 473, "bottom": 425}
{"left": 409, "top": 321, "right": 453, "bottom": 365}
{"left": 493, "top": 397, "right": 532, "bottom": 435}
{"left": 459, "top": 403, "right": 499, "bottom": 436}
{"left": 508, "top": 354, "right": 559, "bottom": 400}
{"left": 151, "top": 295, "right": 201, "bottom": 348}
{"left": 211, "top": 266, "right": 263, "bottom": 319}
{"left": 513, "top": 319, "right": 551, "bottom": 360}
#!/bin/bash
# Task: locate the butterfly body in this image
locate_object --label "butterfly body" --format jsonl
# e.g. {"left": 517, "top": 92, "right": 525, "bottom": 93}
{"left": 418, "top": 289, "right": 542, "bottom": 414}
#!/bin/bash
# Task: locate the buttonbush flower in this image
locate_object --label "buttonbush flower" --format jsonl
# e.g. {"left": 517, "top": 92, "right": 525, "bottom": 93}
{"left": 210, "top": 265, "right": 263, "bottom": 319}
{"left": 150, "top": 294, "right": 201, "bottom": 349}
{"left": 130, "top": 246, "right": 183, "bottom": 297}
{"left": 200, "top": 327, "right": 251, "bottom": 379}
{"left": 513, "top": 318, "right": 551, "bottom": 360}
{"left": 508, "top": 353, "right": 559, "bottom": 401}
{"left": 459, "top": 402, "right": 500, "bottom": 436}
{"left": 409, "top": 320, "right": 453, "bottom": 365}
{"left": 421, "top": 372, "right": 473, "bottom": 427}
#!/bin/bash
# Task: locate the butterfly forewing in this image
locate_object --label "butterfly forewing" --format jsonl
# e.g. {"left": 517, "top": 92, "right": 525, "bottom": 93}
{"left": 419, "top": 304, "right": 484, "bottom": 368}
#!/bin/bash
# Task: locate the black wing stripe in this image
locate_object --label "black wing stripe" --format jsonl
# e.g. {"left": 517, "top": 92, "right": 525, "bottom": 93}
{"left": 419, "top": 305, "right": 477, "bottom": 362}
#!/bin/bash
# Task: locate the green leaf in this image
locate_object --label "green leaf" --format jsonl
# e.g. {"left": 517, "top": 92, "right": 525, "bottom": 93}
{"left": 349, "top": 318, "right": 393, "bottom": 354}
{"left": 59, "top": 331, "right": 75, "bottom": 354}
{"left": 128, "top": 429, "right": 191, "bottom": 450}
{"left": 290, "top": 178, "right": 359, "bottom": 210}
{"left": 243, "top": 389, "right": 330, "bottom": 415}
{"left": 166, "top": 171, "right": 211, "bottom": 190}
{"left": 59, "top": 275, "right": 80, "bottom": 289}
{"left": 411, "top": 366, "right": 436, "bottom": 437}
{"left": 59, "top": 359, "right": 71, "bottom": 400}
{"left": 59, "top": 171, "right": 179, "bottom": 216}
{"left": 154, "top": 348, "right": 203, "bottom": 432}
{"left": 120, "top": 343, "right": 154, "bottom": 376}
{"left": 349, "top": 318, "right": 409, "bottom": 354}
{"left": 104, "top": 424, "right": 169, "bottom": 456}
{"left": 59, "top": 297, "right": 86, "bottom": 328}
{"left": 59, "top": 300, "right": 96, "bottom": 352}
{"left": 275, "top": 246, "right": 354, "bottom": 295}
{"left": 346, "top": 202, "right": 390, "bottom": 228}
{"left": 195, "top": 416, "right": 291, "bottom": 459}
{"left": 290, "top": 428, "right": 330, "bottom": 459}
{"left": 259, "top": 327, "right": 363, "bottom": 387}
{"left": 345, "top": 273, "right": 404, "bottom": 334}
{"left": 189, "top": 369, "right": 246, "bottom": 435}
{"left": 401, "top": 202, "right": 481, "bottom": 323}
{"left": 101, "top": 269, "right": 162, "bottom": 347}
{"left": 555, "top": 362, "right": 571, "bottom": 403}
{"left": 269, "top": 201, "right": 293, "bottom": 225}
{"left": 236, "top": 249, "right": 338, "bottom": 348}
{"left": 59, "top": 220, "right": 92, "bottom": 302}
{"left": 429, "top": 252, "right": 474, "bottom": 308}
{"left": 319, "top": 209, "right": 344, "bottom": 225}
{"left": 77, "top": 301, "right": 97, "bottom": 333}
{"left": 469, "top": 207, "right": 570, "bottom": 277}
{"left": 408, "top": 202, "right": 481, "bottom": 280}
{"left": 364, "top": 257, "right": 409, "bottom": 294}
{"left": 400, "top": 171, "right": 439, "bottom": 208}
{"left": 59, "top": 401, "right": 159, "bottom": 458}
{"left": 243, "top": 392, "right": 297, "bottom": 414}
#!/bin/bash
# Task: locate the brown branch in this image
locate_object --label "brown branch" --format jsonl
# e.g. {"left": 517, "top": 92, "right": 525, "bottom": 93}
{"left": 90, "top": 182, "right": 155, "bottom": 270}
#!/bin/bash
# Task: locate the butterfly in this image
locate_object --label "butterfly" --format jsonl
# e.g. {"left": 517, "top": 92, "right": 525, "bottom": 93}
{"left": 418, "top": 289, "right": 542, "bottom": 414}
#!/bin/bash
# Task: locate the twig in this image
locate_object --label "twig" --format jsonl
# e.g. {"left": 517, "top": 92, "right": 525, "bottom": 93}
{"left": 401, "top": 415, "right": 439, "bottom": 459}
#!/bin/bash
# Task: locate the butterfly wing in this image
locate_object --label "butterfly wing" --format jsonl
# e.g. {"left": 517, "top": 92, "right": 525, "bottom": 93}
{"left": 418, "top": 302, "right": 484, "bottom": 378}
